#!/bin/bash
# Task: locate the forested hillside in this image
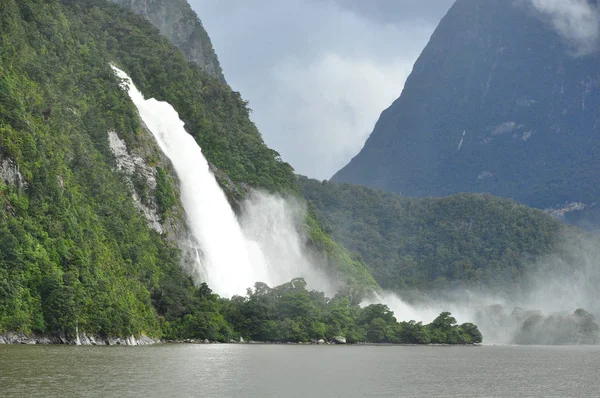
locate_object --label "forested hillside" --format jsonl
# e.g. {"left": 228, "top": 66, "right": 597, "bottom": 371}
{"left": 299, "top": 177, "right": 575, "bottom": 291}
{"left": 0, "top": 0, "right": 375, "bottom": 340}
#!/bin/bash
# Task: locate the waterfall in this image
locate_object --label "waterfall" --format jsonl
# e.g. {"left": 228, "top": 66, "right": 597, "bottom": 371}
{"left": 111, "top": 66, "right": 328, "bottom": 297}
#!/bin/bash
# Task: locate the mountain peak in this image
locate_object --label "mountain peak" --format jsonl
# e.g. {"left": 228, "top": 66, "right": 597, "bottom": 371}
{"left": 333, "top": 0, "right": 600, "bottom": 211}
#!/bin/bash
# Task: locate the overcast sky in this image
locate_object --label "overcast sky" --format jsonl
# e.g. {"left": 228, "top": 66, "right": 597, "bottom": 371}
{"left": 189, "top": 0, "right": 455, "bottom": 179}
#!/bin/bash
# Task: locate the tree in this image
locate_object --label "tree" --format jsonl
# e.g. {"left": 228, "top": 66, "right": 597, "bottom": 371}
{"left": 367, "top": 318, "right": 388, "bottom": 343}
{"left": 359, "top": 304, "right": 396, "bottom": 325}
{"left": 431, "top": 312, "right": 457, "bottom": 331}
{"left": 460, "top": 323, "right": 483, "bottom": 344}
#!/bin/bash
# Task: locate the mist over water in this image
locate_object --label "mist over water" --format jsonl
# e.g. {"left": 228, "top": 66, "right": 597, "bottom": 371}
{"left": 112, "top": 66, "right": 330, "bottom": 297}
{"left": 380, "top": 235, "right": 600, "bottom": 344}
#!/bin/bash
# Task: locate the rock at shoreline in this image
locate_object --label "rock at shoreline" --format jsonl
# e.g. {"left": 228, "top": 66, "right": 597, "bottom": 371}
{"left": 333, "top": 336, "right": 347, "bottom": 344}
{"left": 0, "top": 333, "right": 159, "bottom": 346}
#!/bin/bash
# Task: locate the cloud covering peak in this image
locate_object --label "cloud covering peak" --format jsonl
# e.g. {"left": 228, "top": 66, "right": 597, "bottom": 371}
{"left": 530, "top": 0, "right": 600, "bottom": 55}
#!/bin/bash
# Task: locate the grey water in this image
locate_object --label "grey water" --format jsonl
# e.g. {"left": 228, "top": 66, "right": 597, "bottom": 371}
{"left": 1, "top": 344, "right": 599, "bottom": 397}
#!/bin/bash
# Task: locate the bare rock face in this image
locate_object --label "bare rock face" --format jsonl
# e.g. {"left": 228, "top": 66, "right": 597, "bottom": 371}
{"left": 0, "top": 158, "right": 26, "bottom": 189}
{"left": 333, "top": 336, "right": 347, "bottom": 344}
{"left": 108, "top": 131, "right": 163, "bottom": 234}
{"left": 109, "top": 0, "right": 225, "bottom": 82}
{"left": 333, "top": 0, "right": 600, "bottom": 218}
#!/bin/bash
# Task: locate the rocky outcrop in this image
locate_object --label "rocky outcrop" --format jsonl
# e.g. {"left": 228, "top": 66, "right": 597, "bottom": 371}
{"left": 0, "top": 333, "right": 159, "bottom": 345}
{"left": 108, "top": 131, "right": 163, "bottom": 233}
{"left": 109, "top": 0, "right": 225, "bottom": 82}
{"left": 333, "top": 336, "right": 347, "bottom": 344}
{"left": 107, "top": 128, "right": 207, "bottom": 284}
{"left": 0, "top": 158, "right": 26, "bottom": 190}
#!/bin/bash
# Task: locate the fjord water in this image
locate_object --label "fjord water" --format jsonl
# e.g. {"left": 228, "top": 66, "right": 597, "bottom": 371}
{"left": 2, "top": 344, "right": 600, "bottom": 397}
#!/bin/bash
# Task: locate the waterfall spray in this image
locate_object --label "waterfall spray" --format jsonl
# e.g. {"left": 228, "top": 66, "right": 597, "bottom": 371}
{"left": 112, "top": 65, "right": 266, "bottom": 297}
{"left": 111, "top": 65, "right": 328, "bottom": 297}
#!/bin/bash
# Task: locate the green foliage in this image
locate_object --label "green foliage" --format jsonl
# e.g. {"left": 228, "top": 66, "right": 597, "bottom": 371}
{"left": 0, "top": 0, "right": 193, "bottom": 337}
{"left": 427, "top": 312, "right": 477, "bottom": 344}
{"left": 298, "top": 177, "right": 566, "bottom": 291}
{"left": 163, "top": 278, "right": 481, "bottom": 344}
{"left": 0, "top": 0, "right": 378, "bottom": 338}
{"left": 304, "top": 213, "right": 378, "bottom": 290}
{"left": 155, "top": 167, "right": 175, "bottom": 216}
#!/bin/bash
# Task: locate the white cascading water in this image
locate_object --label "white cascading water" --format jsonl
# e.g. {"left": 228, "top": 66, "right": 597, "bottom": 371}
{"left": 112, "top": 65, "right": 265, "bottom": 297}
{"left": 111, "top": 66, "right": 327, "bottom": 297}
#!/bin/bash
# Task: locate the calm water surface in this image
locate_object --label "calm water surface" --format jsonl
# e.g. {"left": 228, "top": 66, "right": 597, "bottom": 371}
{"left": 1, "top": 344, "right": 599, "bottom": 397}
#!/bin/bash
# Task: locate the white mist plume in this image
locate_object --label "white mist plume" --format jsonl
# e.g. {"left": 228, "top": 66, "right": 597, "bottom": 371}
{"left": 530, "top": 0, "right": 600, "bottom": 55}
{"left": 239, "top": 191, "right": 334, "bottom": 295}
{"left": 370, "top": 292, "right": 440, "bottom": 324}
{"left": 521, "top": 237, "right": 600, "bottom": 315}
{"left": 111, "top": 65, "right": 331, "bottom": 297}
{"left": 383, "top": 233, "right": 600, "bottom": 344}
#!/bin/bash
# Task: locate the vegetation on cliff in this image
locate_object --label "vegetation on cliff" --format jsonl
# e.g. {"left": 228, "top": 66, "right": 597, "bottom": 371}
{"left": 0, "top": 0, "right": 376, "bottom": 338}
{"left": 108, "top": 0, "right": 226, "bottom": 82}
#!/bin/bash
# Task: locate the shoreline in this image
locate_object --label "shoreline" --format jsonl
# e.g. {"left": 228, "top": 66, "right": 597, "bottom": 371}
{"left": 0, "top": 333, "right": 480, "bottom": 347}
{"left": 164, "top": 340, "right": 482, "bottom": 347}
{"left": 0, "top": 332, "right": 159, "bottom": 346}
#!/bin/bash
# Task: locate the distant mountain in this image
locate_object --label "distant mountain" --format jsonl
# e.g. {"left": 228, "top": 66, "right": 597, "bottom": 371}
{"left": 109, "top": 0, "right": 225, "bottom": 82}
{"left": 333, "top": 0, "right": 600, "bottom": 215}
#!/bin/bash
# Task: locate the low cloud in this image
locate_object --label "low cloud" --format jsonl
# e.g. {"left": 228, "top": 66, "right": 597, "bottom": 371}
{"left": 265, "top": 53, "right": 410, "bottom": 178}
{"left": 530, "top": 0, "right": 600, "bottom": 55}
{"left": 190, "top": 0, "right": 451, "bottom": 179}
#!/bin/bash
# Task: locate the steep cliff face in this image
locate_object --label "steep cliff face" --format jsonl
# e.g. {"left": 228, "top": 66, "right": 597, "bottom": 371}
{"left": 0, "top": 0, "right": 378, "bottom": 339}
{"left": 333, "top": 0, "right": 600, "bottom": 213}
{"left": 109, "top": 0, "right": 225, "bottom": 82}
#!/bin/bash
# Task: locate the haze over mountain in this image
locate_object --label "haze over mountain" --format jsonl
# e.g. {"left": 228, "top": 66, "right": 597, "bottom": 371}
{"left": 190, "top": 0, "right": 455, "bottom": 179}
{"left": 334, "top": 0, "right": 600, "bottom": 215}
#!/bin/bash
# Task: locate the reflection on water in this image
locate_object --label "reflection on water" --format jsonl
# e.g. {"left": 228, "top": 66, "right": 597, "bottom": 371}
{"left": 1, "top": 344, "right": 599, "bottom": 397}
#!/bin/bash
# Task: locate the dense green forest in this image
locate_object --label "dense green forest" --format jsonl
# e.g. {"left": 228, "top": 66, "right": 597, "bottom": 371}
{"left": 0, "top": 0, "right": 376, "bottom": 339}
{"left": 299, "top": 177, "right": 574, "bottom": 291}
{"left": 165, "top": 278, "right": 482, "bottom": 345}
